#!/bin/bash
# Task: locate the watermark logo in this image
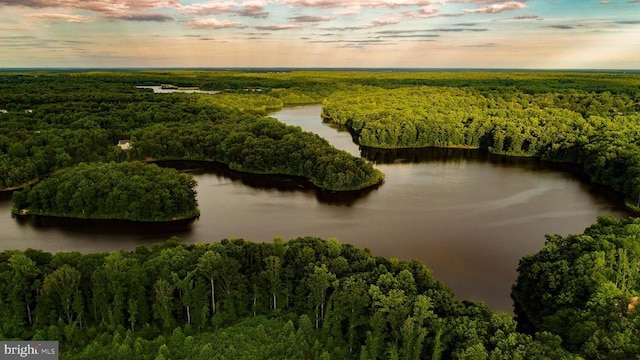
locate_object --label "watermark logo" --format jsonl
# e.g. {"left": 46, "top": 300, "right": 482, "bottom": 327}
{"left": 1, "top": 342, "right": 58, "bottom": 359}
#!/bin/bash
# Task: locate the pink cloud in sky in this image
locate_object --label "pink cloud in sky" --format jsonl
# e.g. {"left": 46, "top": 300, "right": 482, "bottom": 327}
{"left": 464, "top": 1, "right": 527, "bottom": 14}
{"left": 255, "top": 24, "right": 303, "bottom": 30}
{"left": 187, "top": 18, "right": 247, "bottom": 29}
{"left": 370, "top": 16, "right": 401, "bottom": 27}
{"left": 279, "top": 0, "right": 440, "bottom": 9}
{"left": 403, "top": 5, "right": 440, "bottom": 18}
{"left": 176, "top": 1, "right": 269, "bottom": 18}
{"left": 26, "top": 12, "right": 89, "bottom": 23}
{"left": 0, "top": 0, "right": 266, "bottom": 20}
{"left": 236, "top": 1, "right": 269, "bottom": 18}
{"left": 450, "top": 0, "right": 527, "bottom": 3}
{"left": 0, "top": 0, "right": 180, "bottom": 19}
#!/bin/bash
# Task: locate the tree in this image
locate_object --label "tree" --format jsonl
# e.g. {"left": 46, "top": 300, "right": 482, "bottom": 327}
{"left": 263, "top": 255, "right": 282, "bottom": 311}
{"left": 306, "top": 264, "right": 336, "bottom": 329}
{"left": 42, "top": 265, "right": 82, "bottom": 325}
{"left": 6, "top": 253, "right": 40, "bottom": 332}
{"left": 197, "top": 250, "right": 220, "bottom": 317}
{"left": 153, "top": 279, "right": 175, "bottom": 330}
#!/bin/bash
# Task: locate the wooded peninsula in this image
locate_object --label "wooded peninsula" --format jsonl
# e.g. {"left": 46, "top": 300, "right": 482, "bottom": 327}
{"left": 1, "top": 70, "right": 640, "bottom": 359}
{"left": 11, "top": 162, "right": 199, "bottom": 222}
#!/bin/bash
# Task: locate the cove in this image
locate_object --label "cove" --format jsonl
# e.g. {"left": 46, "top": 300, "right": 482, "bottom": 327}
{"left": 0, "top": 104, "right": 630, "bottom": 313}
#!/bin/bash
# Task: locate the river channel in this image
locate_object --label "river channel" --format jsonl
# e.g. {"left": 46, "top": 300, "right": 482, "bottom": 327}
{"left": 0, "top": 104, "right": 631, "bottom": 313}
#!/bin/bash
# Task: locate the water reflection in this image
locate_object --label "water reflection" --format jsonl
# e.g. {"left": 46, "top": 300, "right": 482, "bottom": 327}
{"left": 362, "top": 146, "right": 587, "bottom": 174}
{"left": 155, "top": 160, "right": 380, "bottom": 206}
{"left": 14, "top": 214, "right": 196, "bottom": 236}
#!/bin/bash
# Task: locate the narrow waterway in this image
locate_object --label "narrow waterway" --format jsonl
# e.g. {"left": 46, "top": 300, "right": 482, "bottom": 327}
{"left": 0, "top": 104, "right": 630, "bottom": 313}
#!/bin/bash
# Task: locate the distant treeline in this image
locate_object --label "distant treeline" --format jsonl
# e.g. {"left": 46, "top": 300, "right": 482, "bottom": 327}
{"left": 321, "top": 85, "right": 640, "bottom": 205}
{"left": 0, "top": 72, "right": 382, "bottom": 193}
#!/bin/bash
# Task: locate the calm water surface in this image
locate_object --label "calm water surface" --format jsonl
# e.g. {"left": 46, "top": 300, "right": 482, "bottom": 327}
{"left": 0, "top": 104, "right": 630, "bottom": 313}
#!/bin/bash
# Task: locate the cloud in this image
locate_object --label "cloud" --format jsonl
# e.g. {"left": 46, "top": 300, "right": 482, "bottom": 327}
{"left": 373, "top": 27, "right": 485, "bottom": 38}
{"left": 451, "top": 0, "right": 527, "bottom": 3}
{"left": 196, "top": 37, "right": 227, "bottom": 42}
{"left": 320, "top": 15, "right": 401, "bottom": 31}
{"left": 176, "top": 1, "right": 269, "bottom": 18}
{"left": 107, "top": 13, "right": 174, "bottom": 22}
{"left": 464, "top": 1, "right": 527, "bottom": 14}
{"left": 0, "top": 0, "right": 180, "bottom": 12}
{"left": 310, "top": 39, "right": 385, "bottom": 43}
{"left": 0, "top": 0, "right": 183, "bottom": 22}
{"left": 491, "top": 14, "right": 540, "bottom": 21}
{"left": 545, "top": 24, "right": 574, "bottom": 30}
{"left": 236, "top": 1, "right": 269, "bottom": 18}
{"left": 9, "top": 0, "right": 175, "bottom": 22}
{"left": 26, "top": 13, "right": 89, "bottom": 23}
{"left": 511, "top": 14, "right": 539, "bottom": 19}
{"left": 375, "top": 29, "right": 421, "bottom": 34}
{"left": 0, "top": 34, "right": 91, "bottom": 49}
{"left": 429, "top": 27, "right": 489, "bottom": 32}
{"left": 402, "top": 5, "right": 439, "bottom": 18}
{"left": 376, "top": 33, "right": 440, "bottom": 38}
{"left": 0, "top": 0, "right": 269, "bottom": 20}
{"left": 255, "top": 24, "right": 303, "bottom": 30}
{"left": 280, "top": 0, "right": 445, "bottom": 17}
{"left": 460, "top": 42, "right": 497, "bottom": 47}
{"left": 288, "top": 15, "right": 332, "bottom": 22}
{"left": 370, "top": 16, "right": 401, "bottom": 27}
{"left": 616, "top": 20, "right": 640, "bottom": 24}
{"left": 600, "top": 1, "right": 613, "bottom": 4}
{"left": 187, "top": 18, "right": 247, "bottom": 29}
{"left": 307, "top": 38, "right": 390, "bottom": 49}
{"left": 279, "top": 0, "right": 439, "bottom": 9}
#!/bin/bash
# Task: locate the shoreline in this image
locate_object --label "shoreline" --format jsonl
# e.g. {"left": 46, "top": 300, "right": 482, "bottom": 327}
{"left": 12, "top": 211, "right": 200, "bottom": 224}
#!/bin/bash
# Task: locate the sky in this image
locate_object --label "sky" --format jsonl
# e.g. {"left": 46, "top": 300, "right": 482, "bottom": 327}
{"left": 0, "top": 0, "right": 639, "bottom": 69}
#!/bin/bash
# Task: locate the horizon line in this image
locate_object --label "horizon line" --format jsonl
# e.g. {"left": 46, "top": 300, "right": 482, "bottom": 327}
{"left": 0, "top": 67, "right": 639, "bottom": 73}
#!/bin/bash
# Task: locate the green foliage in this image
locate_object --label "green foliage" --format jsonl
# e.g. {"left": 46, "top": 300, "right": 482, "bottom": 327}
{"left": 11, "top": 161, "right": 199, "bottom": 221}
{"left": 0, "top": 237, "right": 574, "bottom": 359}
{"left": 322, "top": 84, "right": 640, "bottom": 203}
{"left": 512, "top": 216, "right": 640, "bottom": 359}
{"left": 3, "top": 69, "right": 639, "bottom": 358}
{"left": 0, "top": 71, "right": 381, "bottom": 192}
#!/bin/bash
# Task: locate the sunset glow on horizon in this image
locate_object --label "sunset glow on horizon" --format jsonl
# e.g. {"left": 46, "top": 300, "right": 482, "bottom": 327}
{"left": 1, "top": 0, "right": 639, "bottom": 69}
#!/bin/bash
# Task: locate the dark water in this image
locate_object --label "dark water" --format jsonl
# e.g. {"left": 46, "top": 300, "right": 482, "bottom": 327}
{"left": 0, "top": 104, "right": 630, "bottom": 313}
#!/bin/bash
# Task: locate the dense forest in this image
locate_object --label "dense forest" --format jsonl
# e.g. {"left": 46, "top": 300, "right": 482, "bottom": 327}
{"left": 0, "top": 236, "right": 575, "bottom": 359}
{"left": 321, "top": 85, "right": 640, "bottom": 206}
{"left": 0, "top": 72, "right": 382, "bottom": 193}
{"left": 11, "top": 162, "right": 199, "bottom": 222}
{"left": 3, "top": 225, "right": 640, "bottom": 359}
{"left": 2, "top": 70, "right": 640, "bottom": 358}
{"left": 513, "top": 216, "right": 640, "bottom": 359}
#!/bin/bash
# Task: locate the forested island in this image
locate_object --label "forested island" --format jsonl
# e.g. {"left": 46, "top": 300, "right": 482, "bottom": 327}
{"left": 1, "top": 70, "right": 640, "bottom": 358}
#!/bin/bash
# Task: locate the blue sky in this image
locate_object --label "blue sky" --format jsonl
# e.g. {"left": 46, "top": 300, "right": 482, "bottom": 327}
{"left": 0, "top": 0, "right": 638, "bottom": 68}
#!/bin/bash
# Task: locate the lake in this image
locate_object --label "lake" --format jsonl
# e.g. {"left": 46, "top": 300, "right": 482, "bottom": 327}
{"left": 0, "top": 104, "right": 630, "bottom": 313}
